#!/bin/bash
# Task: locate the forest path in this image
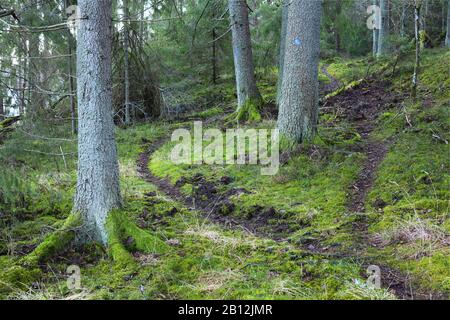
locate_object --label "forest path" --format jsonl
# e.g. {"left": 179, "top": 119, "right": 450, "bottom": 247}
{"left": 136, "top": 80, "right": 445, "bottom": 300}
{"left": 323, "top": 79, "right": 446, "bottom": 300}
{"left": 321, "top": 65, "right": 342, "bottom": 93}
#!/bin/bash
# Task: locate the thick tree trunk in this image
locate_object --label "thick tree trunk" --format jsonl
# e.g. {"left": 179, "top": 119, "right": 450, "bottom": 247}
{"left": 74, "top": 0, "right": 122, "bottom": 244}
{"left": 277, "top": 0, "right": 322, "bottom": 142}
{"left": 377, "top": 0, "right": 388, "bottom": 57}
{"left": 124, "top": 0, "right": 131, "bottom": 125}
{"left": 446, "top": 0, "right": 450, "bottom": 47}
{"left": 276, "top": 0, "right": 289, "bottom": 106}
{"left": 228, "top": 0, "right": 262, "bottom": 119}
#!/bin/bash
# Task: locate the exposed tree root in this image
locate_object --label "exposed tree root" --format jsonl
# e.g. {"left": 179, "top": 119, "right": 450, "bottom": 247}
{"left": 0, "top": 213, "right": 81, "bottom": 295}
{"left": 233, "top": 98, "right": 263, "bottom": 123}
{"left": 106, "top": 210, "right": 169, "bottom": 269}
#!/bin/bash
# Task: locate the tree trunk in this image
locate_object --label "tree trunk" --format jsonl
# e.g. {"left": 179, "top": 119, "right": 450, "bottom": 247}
{"left": 0, "top": 94, "right": 4, "bottom": 117}
{"left": 74, "top": 0, "right": 122, "bottom": 244}
{"left": 412, "top": 1, "right": 421, "bottom": 100}
{"left": 212, "top": 27, "right": 217, "bottom": 84}
{"left": 446, "top": 0, "right": 450, "bottom": 47}
{"left": 334, "top": 0, "right": 342, "bottom": 52}
{"left": 123, "top": 0, "right": 131, "bottom": 125}
{"left": 228, "top": 0, "right": 262, "bottom": 120}
{"left": 29, "top": 3, "right": 41, "bottom": 115}
{"left": 400, "top": 0, "right": 406, "bottom": 37}
{"left": 276, "top": 0, "right": 289, "bottom": 106}
{"left": 277, "top": 0, "right": 322, "bottom": 142}
{"left": 65, "top": 0, "right": 77, "bottom": 135}
{"left": 212, "top": 10, "right": 218, "bottom": 85}
{"left": 140, "top": 0, "right": 146, "bottom": 44}
{"left": 377, "top": 0, "right": 388, "bottom": 57}
{"left": 373, "top": 0, "right": 379, "bottom": 57}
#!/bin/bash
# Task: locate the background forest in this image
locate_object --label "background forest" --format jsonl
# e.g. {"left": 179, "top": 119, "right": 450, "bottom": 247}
{"left": 0, "top": 0, "right": 449, "bottom": 300}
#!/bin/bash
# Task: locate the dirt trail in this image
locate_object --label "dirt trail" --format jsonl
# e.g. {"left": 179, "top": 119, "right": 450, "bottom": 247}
{"left": 137, "top": 137, "right": 291, "bottom": 240}
{"left": 321, "top": 65, "right": 342, "bottom": 94}
{"left": 324, "top": 80, "right": 446, "bottom": 300}
{"left": 137, "top": 81, "right": 446, "bottom": 300}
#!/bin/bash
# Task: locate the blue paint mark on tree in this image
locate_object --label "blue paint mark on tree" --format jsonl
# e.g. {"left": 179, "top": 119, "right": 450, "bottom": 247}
{"left": 293, "top": 38, "right": 302, "bottom": 46}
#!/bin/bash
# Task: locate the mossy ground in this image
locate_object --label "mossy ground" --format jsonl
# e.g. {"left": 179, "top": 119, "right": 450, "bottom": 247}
{"left": 0, "top": 49, "right": 447, "bottom": 300}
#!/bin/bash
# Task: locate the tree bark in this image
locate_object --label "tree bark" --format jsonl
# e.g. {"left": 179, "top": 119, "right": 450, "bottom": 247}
{"left": 412, "top": 0, "right": 421, "bottom": 100}
{"left": 400, "top": 0, "right": 406, "bottom": 37}
{"left": 373, "top": 0, "right": 379, "bottom": 57}
{"left": 446, "top": 0, "right": 450, "bottom": 47}
{"left": 0, "top": 94, "right": 4, "bottom": 117}
{"left": 277, "top": 0, "right": 322, "bottom": 142}
{"left": 74, "top": 0, "right": 122, "bottom": 244}
{"left": 123, "top": 0, "right": 131, "bottom": 125}
{"left": 334, "top": 0, "right": 342, "bottom": 52}
{"left": 276, "top": 0, "right": 289, "bottom": 106}
{"left": 228, "top": 0, "right": 262, "bottom": 118}
{"left": 377, "top": 0, "right": 388, "bottom": 57}
{"left": 65, "top": 0, "right": 77, "bottom": 135}
{"left": 212, "top": 27, "right": 217, "bottom": 84}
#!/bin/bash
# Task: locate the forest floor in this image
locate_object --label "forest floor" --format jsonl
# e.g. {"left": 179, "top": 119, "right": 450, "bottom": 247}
{"left": 0, "top": 48, "right": 448, "bottom": 300}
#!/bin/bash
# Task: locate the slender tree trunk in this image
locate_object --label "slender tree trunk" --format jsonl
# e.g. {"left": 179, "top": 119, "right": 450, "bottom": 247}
{"left": 334, "top": 0, "right": 342, "bottom": 52}
{"left": 400, "top": 0, "right": 406, "bottom": 37}
{"left": 412, "top": 0, "right": 421, "bottom": 100}
{"left": 65, "top": 0, "right": 77, "bottom": 134}
{"left": 0, "top": 94, "right": 4, "bottom": 117}
{"left": 124, "top": 0, "right": 131, "bottom": 125}
{"left": 212, "top": 26, "right": 217, "bottom": 84}
{"left": 446, "top": 0, "right": 450, "bottom": 47}
{"left": 140, "top": 0, "right": 145, "bottom": 44}
{"left": 29, "top": 3, "right": 40, "bottom": 115}
{"left": 228, "top": 0, "right": 262, "bottom": 120}
{"left": 74, "top": 0, "right": 122, "bottom": 244}
{"left": 18, "top": 66, "right": 24, "bottom": 115}
{"left": 276, "top": 0, "right": 289, "bottom": 106}
{"left": 277, "top": 0, "right": 322, "bottom": 142}
{"left": 373, "top": 0, "right": 379, "bottom": 57}
{"left": 377, "top": 0, "right": 388, "bottom": 57}
{"left": 443, "top": 0, "right": 447, "bottom": 34}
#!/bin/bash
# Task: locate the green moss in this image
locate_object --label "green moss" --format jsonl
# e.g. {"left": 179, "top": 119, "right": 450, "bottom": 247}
{"left": 106, "top": 210, "right": 169, "bottom": 269}
{"left": 0, "top": 265, "right": 42, "bottom": 297}
{"left": 365, "top": 48, "right": 450, "bottom": 294}
{"left": 22, "top": 213, "right": 82, "bottom": 266}
{"left": 234, "top": 98, "right": 263, "bottom": 123}
{"left": 324, "top": 79, "right": 364, "bottom": 100}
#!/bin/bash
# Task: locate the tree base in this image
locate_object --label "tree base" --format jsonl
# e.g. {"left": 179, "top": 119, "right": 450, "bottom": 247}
{"left": 234, "top": 98, "right": 264, "bottom": 123}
